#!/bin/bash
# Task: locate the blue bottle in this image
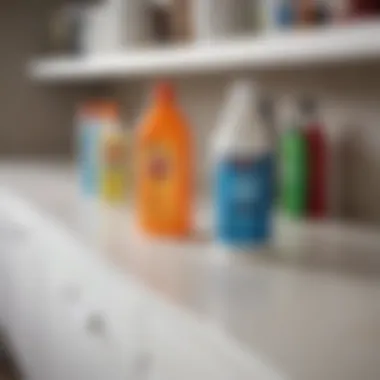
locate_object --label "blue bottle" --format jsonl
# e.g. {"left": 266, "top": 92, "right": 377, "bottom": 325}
{"left": 259, "top": 0, "right": 294, "bottom": 31}
{"left": 77, "top": 104, "right": 101, "bottom": 196}
{"left": 213, "top": 81, "right": 274, "bottom": 247}
{"left": 276, "top": 0, "right": 295, "bottom": 28}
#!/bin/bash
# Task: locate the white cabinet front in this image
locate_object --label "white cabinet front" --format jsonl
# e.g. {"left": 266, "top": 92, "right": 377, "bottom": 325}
{"left": 2, "top": 220, "right": 52, "bottom": 380}
{"left": 43, "top": 244, "right": 148, "bottom": 380}
{"left": 0, "top": 192, "right": 282, "bottom": 380}
{"left": 146, "top": 300, "right": 281, "bottom": 380}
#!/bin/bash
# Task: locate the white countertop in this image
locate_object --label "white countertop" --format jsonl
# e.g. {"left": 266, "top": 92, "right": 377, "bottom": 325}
{"left": 0, "top": 161, "right": 379, "bottom": 380}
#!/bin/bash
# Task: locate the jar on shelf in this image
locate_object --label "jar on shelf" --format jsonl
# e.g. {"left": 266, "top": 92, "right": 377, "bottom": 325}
{"left": 256, "top": 0, "right": 296, "bottom": 32}
{"left": 349, "top": 0, "right": 380, "bottom": 19}
{"left": 80, "top": 0, "right": 149, "bottom": 54}
{"left": 149, "top": 0, "right": 173, "bottom": 44}
{"left": 191, "top": 0, "right": 250, "bottom": 41}
{"left": 47, "top": 2, "right": 83, "bottom": 54}
{"left": 330, "top": 0, "right": 351, "bottom": 23}
{"left": 172, "top": 0, "right": 192, "bottom": 42}
{"left": 297, "top": 0, "right": 331, "bottom": 26}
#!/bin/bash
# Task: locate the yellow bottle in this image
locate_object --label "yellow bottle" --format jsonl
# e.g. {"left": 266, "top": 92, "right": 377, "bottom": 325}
{"left": 100, "top": 103, "right": 129, "bottom": 204}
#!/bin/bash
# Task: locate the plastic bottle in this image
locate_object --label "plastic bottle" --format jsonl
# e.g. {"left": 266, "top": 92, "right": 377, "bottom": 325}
{"left": 213, "top": 80, "right": 274, "bottom": 247}
{"left": 276, "top": 0, "right": 295, "bottom": 28}
{"left": 298, "top": 0, "right": 316, "bottom": 25}
{"left": 256, "top": 0, "right": 276, "bottom": 31}
{"left": 349, "top": 0, "right": 380, "bottom": 18}
{"left": 77, "top": 102, "right": 101, "bottom": 197}
{"left": 298, "top": 0, "right": 330, "bottom": 26}
{"left": 100, "top": 102, "right": 129, "bottom": 204}
{"left": 257, "top": 0, "right": 294, "bottom": 31}
{"left": 192, "top": 0, "right": 246, "bottom": 41}
{"left": 279, "top": 100, "right": 308, "bottom": 218}
{"left": 332, "top": 0, "right": 351, "bottom": 22}
{"left": 135, "top": 82, "right": 193, "bottom": 237}
{"left": 301, "top": 99, "right": 328, "bottom": 218}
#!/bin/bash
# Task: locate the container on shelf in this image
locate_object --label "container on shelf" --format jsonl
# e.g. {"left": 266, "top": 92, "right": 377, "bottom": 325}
{"left": 277, "top": 0, "right": 296, "bottom": 28}
{"left": 149, "top": 0, "right": 193, "bottom": 44}
{"left": 257, "top": 0, "right": 297, "bottom": 31}
{"left": 213, "top": 80, "right": 274, "bottom": 247}
{"left": 192, "top": 0, "right": 249, "bottom": 41}
{"left": 314, "top": 0, "right": 332, "bottom": 25}
{"left": 297, "top": 0, "right": 331, "bottom": 26}
{"left": 349, "top": 0, "right": 380, "bottom": 19}
{"left": 297, "top": 0, "right": 316, "bottom": 26}
{"left": 47, "top": 2, "right": 83, "bottom": 54}
{"left": 331, "top": 0, "right": 351, "bottom": 22}
{"left": 80, "top": 0, "right": 149, "bottom": 54}
{"left": 149, "top": 0, "right": 173, "bottom": 44}
{"left": 256, "top": 0, "right": 279, "bottom": 31}
{"left": 172, "top": 0, "right": 192, "bottom": 42}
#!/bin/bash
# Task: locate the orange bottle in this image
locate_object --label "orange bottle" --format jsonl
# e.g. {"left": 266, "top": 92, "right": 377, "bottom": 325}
{"left": 135, "top": 82, "right": 193, "bottom": 237}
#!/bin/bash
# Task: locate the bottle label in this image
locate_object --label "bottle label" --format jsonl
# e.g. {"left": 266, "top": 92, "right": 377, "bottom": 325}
{"left": 144, "top": 143, "right": 176, "bottom": 222}
{"left": 216, "top": 154, "right": 273, "bottom": 244}
{"left": 102, "top": 139, "right": 128, "bottom": 201}
{"left": 104, "top": 140, "right": 125, "bottom": 168}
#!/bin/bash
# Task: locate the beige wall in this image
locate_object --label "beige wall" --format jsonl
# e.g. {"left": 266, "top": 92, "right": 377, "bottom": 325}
{"left": 2, "top": 1, "right": 380, "bottom": 223}
{"left": 0, "top": 0, "right": 91, "bottom": 156}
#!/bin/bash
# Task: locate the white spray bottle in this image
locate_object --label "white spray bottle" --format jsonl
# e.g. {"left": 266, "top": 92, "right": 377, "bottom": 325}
{"left": 212, "top": 80, "right": 274, "bottom": 247}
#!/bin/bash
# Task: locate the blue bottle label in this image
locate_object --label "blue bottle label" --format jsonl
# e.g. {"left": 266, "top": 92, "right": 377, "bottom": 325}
{"left": 215, "top": 154, "right": 274, "bottom": 246}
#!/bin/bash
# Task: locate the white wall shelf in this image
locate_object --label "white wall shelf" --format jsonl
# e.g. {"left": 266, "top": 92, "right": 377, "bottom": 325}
{"left": 29, "top": 21, "right": 380, "bottom": 83}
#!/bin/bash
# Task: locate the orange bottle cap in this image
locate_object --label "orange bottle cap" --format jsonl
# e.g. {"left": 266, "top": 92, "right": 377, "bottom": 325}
{"left": 155, "top": 82, "right": 175, "bottom": 103}
{"left": 78, "top": 102, "right": 97, "bottom": 118}
{"left": 99, "top": 101, "right": 119, "bottom": 120}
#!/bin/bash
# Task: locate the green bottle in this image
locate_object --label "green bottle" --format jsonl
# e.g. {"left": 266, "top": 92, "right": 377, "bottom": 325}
{"left": 279, "top": 116, "right": 308, "bottom": 218}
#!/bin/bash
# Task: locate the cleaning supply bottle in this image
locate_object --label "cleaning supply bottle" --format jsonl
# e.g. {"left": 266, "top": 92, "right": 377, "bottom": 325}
{"left": 135, "top": 82, "right": 193, "bottom": 237}
{"left": 301, "top": 99, "right": 328, "bottom": 218}
{"left": 100, "top": 102, "right": 129, "bottom": 204}
{"left": 213, "top": 80, "right": 274, "bottom": 247}
{"left": 77, "top": 102, "right": 101, "bottom": 197}
{"left": 279, "top": 99, "right": 308, "bottom": 218}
